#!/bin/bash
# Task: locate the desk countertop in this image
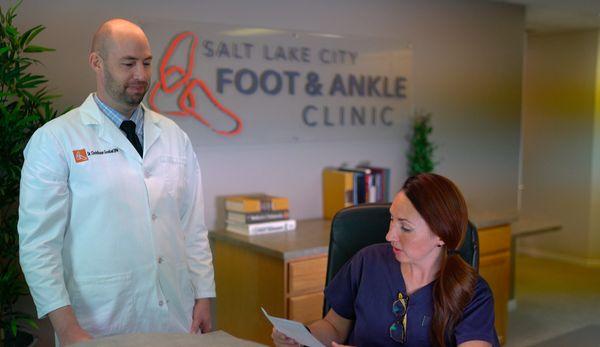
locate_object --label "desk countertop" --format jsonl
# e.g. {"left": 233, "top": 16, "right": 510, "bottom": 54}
{"left": 469, "top": 210, "right": 519, "bottom": 229}
{"left": 511, "top": 218, "right": 562, "bottom": 237}
{"left": 72, "top": 331, "right": 266, "bottom": 347}
{"left": 209, "top": 214, "right": 520, "bottom": 261}
{"left": 209, "top": 219, "right": 331, "bottom": 261}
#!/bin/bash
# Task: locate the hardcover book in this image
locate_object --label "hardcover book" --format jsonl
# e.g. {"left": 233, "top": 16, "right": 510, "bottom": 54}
{"left": 322, "top": 168, "right": 354, "bottom": 219}
{"left": 226, "top": 210, "right": 290, "bottom": 224}
{"left": 226, "top": 219, "right": 297, "bottom": 235}
{"left": 225, "top": 194, "right": 289, "bottom": 213}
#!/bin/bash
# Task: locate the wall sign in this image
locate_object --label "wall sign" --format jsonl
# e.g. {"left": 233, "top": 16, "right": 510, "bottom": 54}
{"left": 143, "top": 22, "right": 412, "bottom": 145}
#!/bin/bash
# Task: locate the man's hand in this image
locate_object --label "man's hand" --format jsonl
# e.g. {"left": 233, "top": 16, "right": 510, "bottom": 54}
{"left": 59, "top": 326, "right": 93, "bottom": 346}
{"left": 48, "top": 306, "right": 92, "bottom": 346}
{"left": 190, "top": 298, "right": 212, "bottom": 334}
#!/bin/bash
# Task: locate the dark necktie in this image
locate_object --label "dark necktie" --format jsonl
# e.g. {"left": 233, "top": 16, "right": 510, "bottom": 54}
{"left": 120, "top": 120, "right": 143, "bottom": 157}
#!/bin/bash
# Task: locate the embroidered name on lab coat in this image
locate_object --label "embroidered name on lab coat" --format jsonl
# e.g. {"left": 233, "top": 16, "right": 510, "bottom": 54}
{"left": 87, "top": 148, "right": 119, "bottom": 156}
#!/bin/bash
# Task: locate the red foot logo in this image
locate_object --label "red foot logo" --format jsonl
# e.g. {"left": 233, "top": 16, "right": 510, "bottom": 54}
{"left": 73, "top": 149, "right": 88, "bottom": 163}
{"left": 148, "top": 32, "right": 243, "bottom": 136}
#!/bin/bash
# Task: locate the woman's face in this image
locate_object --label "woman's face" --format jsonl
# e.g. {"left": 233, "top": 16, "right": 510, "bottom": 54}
{"left": 385, "top": 191, "right": 444, "bottom": 265}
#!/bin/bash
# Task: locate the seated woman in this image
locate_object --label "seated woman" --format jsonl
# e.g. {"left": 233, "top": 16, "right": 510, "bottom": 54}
{"left": 273, "top": 173, "right": 500, "bottom": 347}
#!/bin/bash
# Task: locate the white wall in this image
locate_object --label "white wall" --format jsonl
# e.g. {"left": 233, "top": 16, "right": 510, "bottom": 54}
{"left": 8, "top": 1, "right": 526, "bottom": 345}
{"left": 13, "top": 0, "right": 524, "bottom": 229}
{"left": 520, "top": 29, "right": 600, "bottom": 264}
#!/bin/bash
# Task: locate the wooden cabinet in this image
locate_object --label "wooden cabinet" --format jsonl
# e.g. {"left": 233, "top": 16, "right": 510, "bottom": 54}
{"left": 211, "top": 243, "right": 326, "bottom": 345}
{"left": 478, "top": 224, "right": 511, "bottom": 345}
{"left": 288, "top": 292, "right": 325, "bottom": 323}
{"left": 210, "top": 219, "right": 331, "bottom": 345}
{"left": 210, "top": 238, "right": 285, "bottom": 344}
{"left": 210, "top": 220, "right": 511, "bottom": 345}
{"left": 287, "top": 257, "right": 327, "bottom": 323}
{"left": 287, "top": 256, "right": 327, "bottom": 295}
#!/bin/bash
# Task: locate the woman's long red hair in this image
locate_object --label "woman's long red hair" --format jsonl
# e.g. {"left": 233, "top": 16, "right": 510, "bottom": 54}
{"left": 402, "top": 173, "right": 477, "bottom": 347}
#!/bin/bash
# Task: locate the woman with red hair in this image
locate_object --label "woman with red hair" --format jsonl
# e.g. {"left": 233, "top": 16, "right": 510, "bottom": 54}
{"left": 273, "top": 173, "right": 499, "bottom": 347}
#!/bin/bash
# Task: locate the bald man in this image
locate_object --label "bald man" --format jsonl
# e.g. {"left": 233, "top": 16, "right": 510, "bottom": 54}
{"left": 18, "top": 19, "right": 215, "bottom": 345}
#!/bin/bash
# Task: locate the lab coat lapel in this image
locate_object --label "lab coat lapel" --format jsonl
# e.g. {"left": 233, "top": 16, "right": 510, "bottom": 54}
{"left": 79, "top": 94, "right": 143, "bottom": 164}
{"left": 142, "top": 104, "right": 162, "bottom": 156}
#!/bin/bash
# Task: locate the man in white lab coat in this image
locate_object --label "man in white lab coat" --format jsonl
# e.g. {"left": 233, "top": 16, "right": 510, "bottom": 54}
{"left": 18, "top": 19, "right": 215, "bottom": 346}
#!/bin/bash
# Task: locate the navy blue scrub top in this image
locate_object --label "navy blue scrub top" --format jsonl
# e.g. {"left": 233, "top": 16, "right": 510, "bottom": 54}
{"left": 324, "top": 243, "right": 500, "bottom": 347}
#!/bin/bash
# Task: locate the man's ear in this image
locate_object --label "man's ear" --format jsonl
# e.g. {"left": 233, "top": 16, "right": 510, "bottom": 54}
{"left": 89, "top": 52, "right": 103, "bottom": 72}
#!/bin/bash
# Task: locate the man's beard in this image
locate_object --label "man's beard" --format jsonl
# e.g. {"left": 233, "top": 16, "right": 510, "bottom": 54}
{"left": 104, "top": 70, "right": 149, "bottom": 107}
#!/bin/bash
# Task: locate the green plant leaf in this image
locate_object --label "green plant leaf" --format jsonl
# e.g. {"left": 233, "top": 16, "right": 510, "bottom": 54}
{"left": 0, "top": 0, "right": 61, "bottom": 334}
{"left": 10, "top": 318, "right": 18, "bottom": 337}
{"left": 19, "top": 24, "right": 44, "bottom": 48}
{"left": 5, "top": 25, "right": 17, "bottom": 37}
{"left": 23, "top": 45, "right": 54, "bottom": 53}
{"left": 407, "top": 112, "right": 435, "bottom": 176}
{"left": 19, "top": 75, "right": 48, "bottom": 89}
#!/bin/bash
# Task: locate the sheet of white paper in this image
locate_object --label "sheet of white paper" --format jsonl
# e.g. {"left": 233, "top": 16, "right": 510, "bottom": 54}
{"left": 261, "top": 307, "right": 325, "bottom": 347}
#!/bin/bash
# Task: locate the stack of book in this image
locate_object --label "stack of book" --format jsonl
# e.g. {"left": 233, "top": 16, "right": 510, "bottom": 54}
{"left": 225, "top": 194, "right": 296, "bottom": 235}
{"left": 322, "top": 166, "right": 391, "bottom": 219}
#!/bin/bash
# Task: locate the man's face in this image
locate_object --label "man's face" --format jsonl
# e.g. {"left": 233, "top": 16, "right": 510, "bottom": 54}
{"left": 101, "top": 33, "right": 152, "bottom": 108}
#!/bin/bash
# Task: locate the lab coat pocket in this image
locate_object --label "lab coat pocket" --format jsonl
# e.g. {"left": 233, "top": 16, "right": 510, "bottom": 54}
{"left": 160, "top": 156, "right": 187, "bottom": 199}
{"left": 69, "top": 272, "right": 134, "bottom": 337}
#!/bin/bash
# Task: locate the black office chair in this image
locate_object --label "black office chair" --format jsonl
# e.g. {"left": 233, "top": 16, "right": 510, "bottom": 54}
{"left": 323, "top": 203, "right": 479, "bottom": 316}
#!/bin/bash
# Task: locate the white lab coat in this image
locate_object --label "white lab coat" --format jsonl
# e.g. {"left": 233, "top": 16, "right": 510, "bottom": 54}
{"left": 18, "top": 94, "right": 215, "bottom": 337}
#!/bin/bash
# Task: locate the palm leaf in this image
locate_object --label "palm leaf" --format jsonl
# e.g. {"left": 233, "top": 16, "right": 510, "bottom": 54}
{"left": 0, "top": 0, "right": 64, "bottom": 338}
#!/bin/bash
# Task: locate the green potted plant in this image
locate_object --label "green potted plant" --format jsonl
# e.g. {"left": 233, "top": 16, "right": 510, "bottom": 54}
{"left": 407, "top": 110, "right": 436, "bottom": 176}
{"left": 1, "top": 1, "right": 61, "bottom": 345}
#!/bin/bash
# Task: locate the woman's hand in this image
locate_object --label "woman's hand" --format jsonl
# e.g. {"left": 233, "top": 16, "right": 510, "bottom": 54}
{"left": 271, "top": 328, "right": 301, "bottom": 347}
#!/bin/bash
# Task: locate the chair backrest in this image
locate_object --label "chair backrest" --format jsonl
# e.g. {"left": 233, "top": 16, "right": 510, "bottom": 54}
{"left": 323, "top": 203, "right": 479, "bottom": 316}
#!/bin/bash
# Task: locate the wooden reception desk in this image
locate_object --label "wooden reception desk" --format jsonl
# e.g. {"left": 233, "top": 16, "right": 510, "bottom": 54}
{"left": 209, "top": 218, "right": 512, "bottom": 345}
